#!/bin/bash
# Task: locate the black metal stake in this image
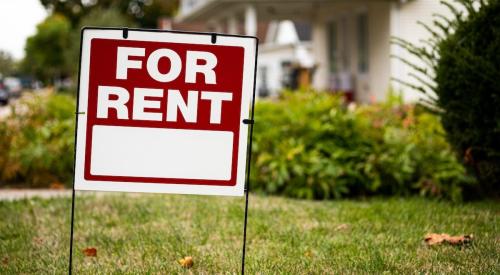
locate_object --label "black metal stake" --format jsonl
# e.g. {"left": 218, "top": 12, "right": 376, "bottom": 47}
{"left": 68, "top": 189, "right": 76, "bottom": 275}
{"left": 68, "top": 27, "right": 85, "bottom": 274}
{"left": 241, "top": 118, "right": 254, "bottom": 275}
{"left": 241, "top": 38, "right": 258, "bottom": 274}
{"left": 68, "top": 113, "right": 82, "bottom": 275}
{"left": 241, "top": 190, "right": 250, "bottom": 275}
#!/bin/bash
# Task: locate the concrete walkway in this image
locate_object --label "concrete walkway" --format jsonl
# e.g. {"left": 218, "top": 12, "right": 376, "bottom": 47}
{"left": 0, "top": 189, "right": 72, "bottom": 201}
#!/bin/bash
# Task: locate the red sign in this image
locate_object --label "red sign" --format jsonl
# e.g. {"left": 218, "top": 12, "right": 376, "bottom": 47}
{"left": 74, "top": 28, "right": 257, "bottom": 196}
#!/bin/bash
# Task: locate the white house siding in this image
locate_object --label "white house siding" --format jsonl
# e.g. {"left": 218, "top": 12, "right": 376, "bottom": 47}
{"left": 256, "top": 44, "right": 296, "bottom": 98}
{"left": 310, "top": 1, "right": 391, "bottom": 103}
{"left": 368, "top": 2, "right": 391, "bottom": 103}
{"left": 390, "top": 0, "right": 452, "bottom": 102}
{"left": 176, "top": 0, "right": 454, "bottom": 103}
{"left": 311, "top": 20, "right": 328, "bottom": 92}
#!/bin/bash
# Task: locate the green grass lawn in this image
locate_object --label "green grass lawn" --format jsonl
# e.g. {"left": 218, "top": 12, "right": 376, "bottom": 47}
{"left": 0, "top": 193, "right": 498, "bottom": 274}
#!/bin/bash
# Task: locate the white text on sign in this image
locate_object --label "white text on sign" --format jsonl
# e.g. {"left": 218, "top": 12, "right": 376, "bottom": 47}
{"left": 96, "top": 46, "right": 233, "bottom": 124}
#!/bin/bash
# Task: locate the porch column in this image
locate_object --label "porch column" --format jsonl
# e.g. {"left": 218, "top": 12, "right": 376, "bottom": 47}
{"left": 244, "top": 5, "right": 257, "bottom": 36}
{"left": 311, "top": 21, "right": 329, "bottom": 90}
{"left": 389, "top": 2, "right": 403, "bottom": 93}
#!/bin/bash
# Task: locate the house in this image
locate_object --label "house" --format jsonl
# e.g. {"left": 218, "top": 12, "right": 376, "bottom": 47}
{"left": 175, "top": 0, "right": 449, "bottom": 103}
{"left": 255, "top": 20, "right": 314, "bottom": 97}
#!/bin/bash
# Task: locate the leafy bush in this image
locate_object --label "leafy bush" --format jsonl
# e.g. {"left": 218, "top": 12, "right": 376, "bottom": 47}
{"left": 251, "top": 90, "right": 474, "bottom": 201}
{"left": 393, "top": 0, "right": 500, "bottom": 197}
{"left": 0, "top": 92, "right": 75, "bottom": 187}
{"left": 0, "top": 90, "right": 474, "bottom": 200}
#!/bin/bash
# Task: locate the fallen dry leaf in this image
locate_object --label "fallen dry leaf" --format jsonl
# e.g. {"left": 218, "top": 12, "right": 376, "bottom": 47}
{"left": 178, "top": 256, "right": 193, "bottom": 268}
{"left": 32, "top": 237, "right": 44, "bottom": 245}
{"left": 335, "top": 223, "right": 349, "bottom": 231}
{"left": 82, "top": 247, "right": 97, "bottom": 257}
{"left": 424, "top": 233, "right": 473, "bottom": 246}
{"left": 2, "top": 256, "right": 8, "bottom": 266}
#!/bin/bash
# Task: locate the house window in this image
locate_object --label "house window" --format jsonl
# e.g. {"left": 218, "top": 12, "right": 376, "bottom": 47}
{"left": 357, "top": 13, "right": 369, "bottom": 73}
{"left": 258, "top": 66, "right": 269, "bottom": 97}
{"left": 339, "top": 17, "right": 350, "bottom": 72}
{"left": 294, "top": 21, "right": 312, "bottom": 41}
{"left": 328, "top": 21, "right": 338, "bottom": 74}
{"left": 281, "top": 61, "right": 293, "bottom": 89}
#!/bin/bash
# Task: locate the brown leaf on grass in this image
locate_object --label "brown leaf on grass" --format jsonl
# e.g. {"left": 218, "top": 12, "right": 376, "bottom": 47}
{"left": 2, "top": 256, "right": 8, "bottom": 266}
{"left": 335, "top": 223, "right": 349, "bottom": 231}
{"left": 50, "top": 182, "right": 65, "bottom": 190}
{"left": 32, "top": 237, "right": 44, "bottom": 245}
{"left": 424, "top": 233, "right": 473, "bottom": 246}
{"left": 178, "top": 256, "right": 193, "bottom": 268}
{"left": 304, "top": 250, "right": 314, "bottom": 258}
{"left": 82, "top": 247, "right": 97, "bottom": 257}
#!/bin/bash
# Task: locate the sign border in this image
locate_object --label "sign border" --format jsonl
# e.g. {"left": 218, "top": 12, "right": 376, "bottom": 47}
{"left": 73, "top": 27, "right": 258, "bottom": 197}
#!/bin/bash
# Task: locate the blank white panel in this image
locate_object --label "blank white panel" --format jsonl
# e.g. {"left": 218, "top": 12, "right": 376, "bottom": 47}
{"left": 90, "top": 125, "right": 233, "bottom": 181}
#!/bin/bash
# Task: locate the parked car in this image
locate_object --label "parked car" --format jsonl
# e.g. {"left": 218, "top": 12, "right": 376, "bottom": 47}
{"left": 4, "top": 77, "right": 22, "bottom": 98}
{"left": 0, "top": 83, "right": 9, "bottom": 105}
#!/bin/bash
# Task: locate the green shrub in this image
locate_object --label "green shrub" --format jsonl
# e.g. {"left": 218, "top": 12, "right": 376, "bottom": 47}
{"left": 393, "top": 0, "right": 500, "bottom": 197}
{"left": 0, "top": 90, "right": 474, "bottom": 200}
{"left": 436, "top": 0, "right": 500, "bottom": 196}
{"left": 0, "top": 92, "right": 75, "bottom": 187}
{"left": 251, "top": 90, "right": 474, "bottom": 201}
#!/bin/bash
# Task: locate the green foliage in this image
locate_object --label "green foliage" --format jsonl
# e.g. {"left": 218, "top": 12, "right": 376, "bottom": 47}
{"left": 23, "top": 15, "right": 72, "bottom": 84}
{"left": 0, "top": 92, "right": 75, "bottom": 187}
{"left": 0, "top": 90, "right": 475, "bottom": 200}
{"left": 393, "top": 0, "right": 500, "bottom": 197}
{"left": 79, "top": 6, "right": 137, "bottom": 28}
{"left": 65, "top": 7, "right": 137, "bottom": 84}
{"left": 39, "top": 0, "right": 178, "bottom": 28}
{"left": 22, "top": 1, "right": 178, "bottom": 84}
{"left": 251, "top": 91, "right": 474, "bottom": 201}
{"left": 24, "top": 8, "right": 137, "bottom": 86}
{"left": 0, "top": 50, "right": 17, "bottom": 77}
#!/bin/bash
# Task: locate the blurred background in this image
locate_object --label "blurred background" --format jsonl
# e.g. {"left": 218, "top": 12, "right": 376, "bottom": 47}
{"left": 0, "top": 0, "right": 449, "bottom": 101}
{"left": 1, "top": 0, "right": 498, "bottom": 201}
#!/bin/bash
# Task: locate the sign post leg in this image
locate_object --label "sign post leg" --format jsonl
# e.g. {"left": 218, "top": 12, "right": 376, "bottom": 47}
{"left": 241, "top": 40, "right": 258, "bottom": 274}
{"left": 241, "top": 121, "right": 255, "bottom": 275}
{"left": 241, "top": 187, "right": 250, "bottom": 275}
{"left": 69, "top": 27, "right": 85, "bottom": 275}
{"left": 68, "top": 188, "right": 76, "bottom": 275}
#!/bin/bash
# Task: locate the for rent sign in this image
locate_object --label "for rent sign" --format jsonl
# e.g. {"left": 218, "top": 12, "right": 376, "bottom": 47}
{"left": 74, "top": 28, "right": 257, "bottom": 196}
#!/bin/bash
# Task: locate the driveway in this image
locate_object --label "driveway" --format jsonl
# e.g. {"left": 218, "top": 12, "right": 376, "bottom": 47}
{"left": 0, "top": 189, "right": 72, "bottom": 200}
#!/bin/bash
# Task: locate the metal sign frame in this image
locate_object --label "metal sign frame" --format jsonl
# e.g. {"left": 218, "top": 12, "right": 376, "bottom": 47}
{"left": 68, "top": 27, "right": 258, "bottom": 274}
